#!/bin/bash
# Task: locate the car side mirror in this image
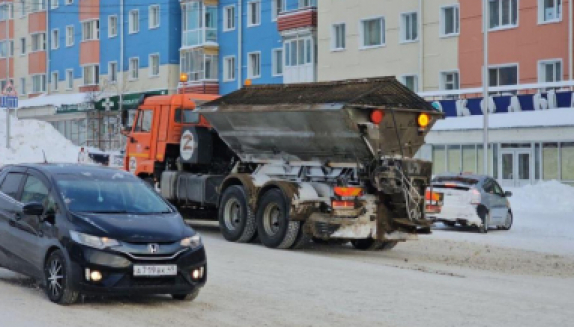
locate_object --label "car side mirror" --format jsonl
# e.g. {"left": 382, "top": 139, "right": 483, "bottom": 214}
{"left": 22, "top": 202, "right": 45, "bottom": 216}
{"left": 504, "top": 191, "right": 512, "bottom": 197}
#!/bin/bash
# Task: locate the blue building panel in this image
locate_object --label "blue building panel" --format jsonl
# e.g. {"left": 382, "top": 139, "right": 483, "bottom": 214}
{"left": 49, "top": 1, "right": 82, "bottom": 81}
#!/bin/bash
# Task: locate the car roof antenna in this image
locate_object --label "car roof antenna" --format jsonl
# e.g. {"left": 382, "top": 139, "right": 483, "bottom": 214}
{"left": 42, "top": 150, "right": 48, "bottom": 164}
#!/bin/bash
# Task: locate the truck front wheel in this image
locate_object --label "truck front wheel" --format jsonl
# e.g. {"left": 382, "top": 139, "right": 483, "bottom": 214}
{"left": 219, "top": 186, "right": 257, "bottom": 243}
{"left": 256, "top": 189, "right": 300, "bottom": 249}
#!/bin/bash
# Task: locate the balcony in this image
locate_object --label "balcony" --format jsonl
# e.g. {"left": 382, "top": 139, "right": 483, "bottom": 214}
{"left": 277, "top": 6, "right": 317, "bottom": 33}
{"left": 182, "top": 28, "right": 217, "bottom": 48}
{"left": 181, "top": 0, "right": 217, "bottom": 49}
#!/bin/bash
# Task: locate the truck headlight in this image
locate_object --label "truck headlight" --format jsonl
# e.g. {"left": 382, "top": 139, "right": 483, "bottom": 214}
{"left": 180, "top": 235, "right": 202, "bottom": 248}
{"left": 70, "top": 231, "right": 121, "bottom": 249}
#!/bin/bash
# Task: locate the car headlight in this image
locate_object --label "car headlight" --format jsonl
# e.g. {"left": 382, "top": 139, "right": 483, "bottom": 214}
{"left": 70, "top": 231, "right": 121, "bottom": 249}
{"left": 180, "top": 234, "right": 202, "bottom": 248}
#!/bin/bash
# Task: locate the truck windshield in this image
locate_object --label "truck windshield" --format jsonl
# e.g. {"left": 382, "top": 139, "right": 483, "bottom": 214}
{"left": 56, "top": 176, "right": 172, "bottom": 214}
{"left": 175, "top": 109, "right": 200, "bottom": 124}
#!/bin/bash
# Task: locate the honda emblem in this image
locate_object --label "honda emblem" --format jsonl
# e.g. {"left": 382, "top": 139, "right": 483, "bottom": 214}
{"left": 148, "top": 244, "right": 159, "bottom": 254}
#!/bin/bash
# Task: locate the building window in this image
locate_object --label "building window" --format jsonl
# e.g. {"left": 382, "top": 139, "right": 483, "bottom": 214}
{"left": 247, "top": 52, "right": 261, "bottom": 79}
{"left": 539, "top": 60, "right": 562, "bottom": 83}
{"left": 83, "top": 65, "right": 99, "bottom": 86}
{"left": 51, "top": 0, "right": 58, "bottom": 9}
{"left": 361, "top": 17, "right": 385, "bottom": 48}
{"left": 182, "top": 2, "right": 217, "bottom": 47}
{"left": 82, "top": 20, "right": 99, "bottom": 41}
{"left": 272, "top": 0, "right": 284, "bottom": 21}
{"left": 19, "top": 77, "right": 26, "bottom": 95}
{"left": 129, "top": 10, "right": 139, "bottom": 34}
{"left": 489, "top": 65, "right": 518, "bottom": 87}
{"left": 129, "top": 58, "right": 139, "bottom": 80}
{"left": 223, "top": 56, "right": 235, "bottom": 81}
{"left": 248, "top": 1, "right": 261, "bottom": 27}
{"left": 299, "top": 0, "right": 316, "bottom": 8}
{"left": 441, "top": 5, "right": 460, "bottom": 36}
{"left": 30, "top": 0, "right": 46, "bottom": 12}
{"left": 51, "top": 71, "right": 58, "bottom": 91}
{"left": 402, "top": 75, "right": 418, "bottom": 92}
{"left": 180, "top": 49, "right": 218, "bottom": 81}
{"left": 149, "top": 54, "right": 160, "bottom": 77}
{"left": 401, "top": 12, "right": 418, "bottom": 42}
{"left": 66, "top": 69, "right": 73, "bottom": 89}
{"left": 223, "top": 5, "right": 235, "bottom": 31}
{"left": 441, "top": 71, "right": 460, "bottom": 90}
{"left": 108, "top": 62, "right": 117, "bottom": 83}
{"left": 32, "top": 75, "right": 46, "bottom": 93}
{"left": 272, "top": 48, "right": 283, "bottom": 76}
{"left": 109, "top": 15, "right": 118, "bottom": 37}
{"left": 284, "top": 37, "right": 313, "bottom": 67}
{"left": 51, "top": 29, "right": 59, "bottom": 49}
{"left": 66, "top": 0, "right": 73, "bottom": 5}
{"left": 66, "top": 26, "right": 74, "bottom": 47}
{"left": 31, "top": 33, "right": 46, "bottom": 52}
{"left": 543, "top": 143, "right": 559, "bottom": 180}
{"left": 332, "top": 23, "right": 346, "bottom": 50}
{"left": 489, "top": 0, "right": 518, "bottom": 30}
{"left": 149, "top": 5, "right": 160, "bottom": 29}
{"left": 19, "top": 37, "right": 26, "bottom": 55}
{"left": 0, "top": 41, "right": 7, "bottom": 58}
{"left": 539, "top": 0, "right": 562, "bottom": 23}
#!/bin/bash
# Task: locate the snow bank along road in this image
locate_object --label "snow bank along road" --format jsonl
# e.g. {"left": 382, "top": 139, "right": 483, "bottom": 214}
{"left": 1, "top": 222, "right": 573, "bottom": 327}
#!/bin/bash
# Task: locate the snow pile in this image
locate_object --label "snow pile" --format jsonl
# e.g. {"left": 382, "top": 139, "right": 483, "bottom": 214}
{"left": 508, "top": 181, "right": 574, "bottom": 214}
{"left": 0, "top": 114, "right": 80, "bottom": 166}
{"left": 17, "top": 93, "right": 89, "bottom": 109}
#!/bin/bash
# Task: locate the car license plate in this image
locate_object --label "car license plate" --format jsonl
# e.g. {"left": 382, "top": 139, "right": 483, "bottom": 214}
{"left": 133, "top": 265, "right": 178, "bottom": 277}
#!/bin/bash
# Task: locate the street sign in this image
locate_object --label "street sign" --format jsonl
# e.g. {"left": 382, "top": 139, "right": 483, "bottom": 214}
{"left": 0, "top": 96, "right": 18, "bottom": 108}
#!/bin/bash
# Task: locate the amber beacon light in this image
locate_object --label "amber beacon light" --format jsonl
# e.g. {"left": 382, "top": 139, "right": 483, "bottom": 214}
{"left": 417, "top": 113, "right": 431, "bottom": 129}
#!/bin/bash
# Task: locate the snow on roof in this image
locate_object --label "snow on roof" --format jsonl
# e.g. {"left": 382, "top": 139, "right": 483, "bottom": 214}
{"left": 432, "top": 108, "right": 574, "bottom": 131}
{"left": 18, "top": 93, "right": 89, "bottom": 109}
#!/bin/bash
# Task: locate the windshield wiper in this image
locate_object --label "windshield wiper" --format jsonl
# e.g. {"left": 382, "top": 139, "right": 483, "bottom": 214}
{"left": 79, "top": 210, "right": 130, "bottom": 214}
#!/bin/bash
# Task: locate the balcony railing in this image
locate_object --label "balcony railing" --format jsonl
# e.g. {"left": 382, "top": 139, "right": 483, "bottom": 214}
{"left": 182, "top": 27, "right": 217, "bottom": 48}
{"left": 277, "top": 6, "right": 317, "bottom": 33}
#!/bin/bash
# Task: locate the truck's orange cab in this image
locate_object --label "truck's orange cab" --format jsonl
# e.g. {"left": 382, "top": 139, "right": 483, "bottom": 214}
{"left": 124, "top": 93, "right": 219, "bottom": 179}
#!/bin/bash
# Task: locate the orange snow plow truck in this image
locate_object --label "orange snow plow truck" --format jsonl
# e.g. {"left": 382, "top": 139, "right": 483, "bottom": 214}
{"left": 122, "top": 77, "right": 443, "bottom": 251}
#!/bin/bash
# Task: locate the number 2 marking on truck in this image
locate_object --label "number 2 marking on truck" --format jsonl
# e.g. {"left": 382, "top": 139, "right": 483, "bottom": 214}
{"left": 180, "top": 130, "right": 195, "bottom": 161}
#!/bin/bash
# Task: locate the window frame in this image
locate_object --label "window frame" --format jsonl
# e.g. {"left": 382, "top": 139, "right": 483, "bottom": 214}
{"left": 272, "top": 0, "right": 285, "bottom": 21}
{"left": 400, "top": 11, "right": 419, "bottom": 43}
{"left": 149, "top": 5, "right": 160, "bottom": 29}
{"left": 359, "top": 16, "right": 385, "bottom": 50}
{"left": 488, "top": 0, "right": 519, "bottom": 31}
{"left": 51, "top": 0, "right": 59, "bottom": 10}
{"left": 51, "top": 28, "right": 59, "bottom": 50}
{"left": 129, "top": 57, "right": 140, "bottom": 81}
{"left": 66, "top": 25, "right": 74, "bottom": 47}
{"left": 108, "top": 61, "right": 118, "bottom": 84}
{"left": 81, "top": 19, "right": 100, "bottom": 42}
{"left": 272, "top": 48, "right": 283, "bottom": 77}
{"left": 538, "top": 0, "right": 562, "bottom": 24}
{"left": 223, "top": 55, "right": 236, "bottom": 82}
{"left": 51, "top": 71, "right": 58, "bottom": 91}
{"left": 129, "top": 9, "right": 140, "bottom": 34}
{"left": 82, "top": 64, "right": 100, "bottom": 86}
{"left": 65, "top": 0, "right": 73, "bottom": 5}
{"left": 31, "top": 74, "right": 47, "bottom": 93}
{"left": 331, "top": 23, "right": 346, "bottom": 51}
{"left": 30, "top": 32, "right": 46, "bottom": 52}
{"left": 108, "top": 15, "right": 118, "bottom": 38}
{"left": 20, "top": 77, "right": 26, "bottom": 95}
{"left": 19, "top": 37, "right": 26, "bottom": 56}
{"left": 247, "top": 0, "right": 261, "bottom": 27}
{"left": 440, "top": 70, "right": 460, "bottom": 90}
{"left": 149, "top": 53, "right": 160, "bottom": 77}
{"left": 66, "top": 69, "right": 74, "bottom": 90}
{"left": 401, "top": 74, "right": 419, "bottom": 92}
{"left": 488, "top": 63, "right": 519, "bottom": 87}
{"left": 538, "top": 58, "right": 563, "bottom": 83}
{"left": 440, "top": 4, "right": 460, "bottom": 37}
{"left": 223, "top": 5, "right": 236, "bottom": 31}
{"left": 247, "top": 51, "right": 261, "bottom": 79}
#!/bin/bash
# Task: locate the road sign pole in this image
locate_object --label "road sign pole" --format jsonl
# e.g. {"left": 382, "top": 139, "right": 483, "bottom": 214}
{"left": 5, "top": 104, "right": 9, "bottom": 149}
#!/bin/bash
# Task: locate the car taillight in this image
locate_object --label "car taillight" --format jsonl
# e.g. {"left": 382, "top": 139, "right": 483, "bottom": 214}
{"left": 425, "top": 190, "right": 440, "bottom": 202}
{"left": 470, "top": 188, "right": 481, "bottom": 205}
{"left": 334, "top": 187, "right": 363, "bottom": 198}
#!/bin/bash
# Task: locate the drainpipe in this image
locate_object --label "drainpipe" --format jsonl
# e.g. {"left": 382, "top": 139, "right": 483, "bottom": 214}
{"left": 569, "top": 0, "right": 573, "bottom": 81}
{"left": 418, "top": 0, "right": 424, "bottom": 92}
{"left": 119, "top": 0, "right": 124, "bottom": 112}
{"left": 46, "top": 2, "right": 50, "bottom": 95}
{"left": 482, "top": 0, "right": 489, "bottom": 174}
{"left": 4, "top": 1, "right": 10, "bottom": 148}
{"left": 237, "top": 0, "right": 242, "bottom": 90}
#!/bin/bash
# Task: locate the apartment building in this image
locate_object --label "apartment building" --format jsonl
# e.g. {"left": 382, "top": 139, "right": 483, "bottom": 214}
{"left": 178, "top": 0, "right": 318, "bottom": 96}
{"left": 317, "top": 0, "right": 460, "bottom": 92}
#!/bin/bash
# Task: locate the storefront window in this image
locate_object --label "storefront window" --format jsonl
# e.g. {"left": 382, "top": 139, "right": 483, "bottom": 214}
{"left": 432, "top": 145, "right": 446, "bottom": 175}
{"left": 447, "top": 145, "right": 461, "bottom": 173}
{"left": 561, "top": 143, "right": 574, "bottom": 181}
{"left": 543, "top": 143, "right": 559, "bottom": 180}
{"left": 462, "top": 145, "right": 476, "bottom": 174}
{"left": 477, "top": 145, "right": 494, "bottom": 176}
{"left": 535, "top": 143, "right": 541, "bottom": 180}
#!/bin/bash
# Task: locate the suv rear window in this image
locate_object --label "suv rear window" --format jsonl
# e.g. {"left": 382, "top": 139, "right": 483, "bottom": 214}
{"left": 432, "top": 176, "right": 479, "bottom": 186}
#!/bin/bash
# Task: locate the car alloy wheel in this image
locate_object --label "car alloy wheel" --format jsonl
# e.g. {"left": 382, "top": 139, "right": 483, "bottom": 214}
{"left": 44, "top": 251, "right": 79, "bottom": 305}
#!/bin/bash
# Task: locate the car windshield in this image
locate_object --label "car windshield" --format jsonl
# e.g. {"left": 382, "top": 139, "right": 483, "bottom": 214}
{"left": 55, "top": 174, "right": 172, "bottom": 214}
{"left": 432, "top": 176, "right": 479, "bottom": 186}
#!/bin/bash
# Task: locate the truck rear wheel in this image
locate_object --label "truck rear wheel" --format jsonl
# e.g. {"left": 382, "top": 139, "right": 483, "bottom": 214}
{"left": 219, "top": 186, "right": 257, "bottom": 243}
{"left": 351, "top": 239, "right": 398, "bottom": 251}
{"left": 256, "top": 189, "right": 300, "bottom": 249}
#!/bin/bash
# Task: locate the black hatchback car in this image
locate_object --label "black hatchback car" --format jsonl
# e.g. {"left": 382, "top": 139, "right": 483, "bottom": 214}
{"left": 0, "top": 164, "right": 206, "bottom": 305}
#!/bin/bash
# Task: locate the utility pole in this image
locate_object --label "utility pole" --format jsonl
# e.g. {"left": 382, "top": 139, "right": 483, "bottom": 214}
{"left": 482, "top": 0, "right": 489, "bottom": 174}
{"left": 4, "top": 1, "right": 10, "bottom": 149}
